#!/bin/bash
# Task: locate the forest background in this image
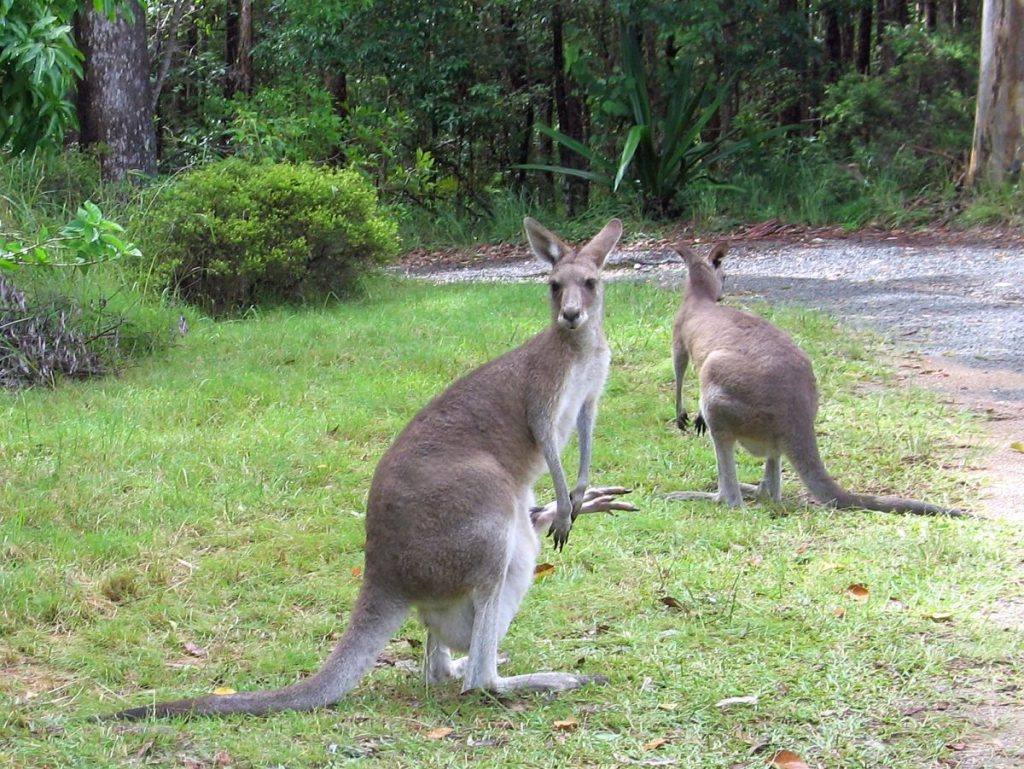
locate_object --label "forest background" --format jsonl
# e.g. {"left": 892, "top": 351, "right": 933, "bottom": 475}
{"left": 1, "top": 0, "right": 1022, "bottom": 380}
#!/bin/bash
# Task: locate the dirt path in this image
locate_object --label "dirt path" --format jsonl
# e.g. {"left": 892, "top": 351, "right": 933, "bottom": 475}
{"left": 897, "top": 357, "right": 1024, "bottom": 523}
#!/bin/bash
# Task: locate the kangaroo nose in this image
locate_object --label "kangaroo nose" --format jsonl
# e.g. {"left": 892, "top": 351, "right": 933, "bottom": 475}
{"left": 562, "top": 308, "right": 580, "bottom": 323}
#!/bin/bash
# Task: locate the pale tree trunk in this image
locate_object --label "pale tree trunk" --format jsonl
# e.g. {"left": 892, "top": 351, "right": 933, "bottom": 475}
{"left": 224, "top": 0, "right": 254, "bottom": 98}
{"left": 75, "top": 0, "right": 157, "bottom": 180}
{"left": 968, "top": 0, "right": 1024, "bottom": 186}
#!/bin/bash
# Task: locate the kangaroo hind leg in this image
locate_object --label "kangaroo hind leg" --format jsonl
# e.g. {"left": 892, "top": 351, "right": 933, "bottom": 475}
{"left": 666, "top": 431, "right": 744, "bottom": 507}
{"left": 459, "top": 517, "right": 600, "bottom": 695}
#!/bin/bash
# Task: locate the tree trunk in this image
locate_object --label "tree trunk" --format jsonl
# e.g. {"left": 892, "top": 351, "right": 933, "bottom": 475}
{"left": 922, "top": 0, "right": 938, "bottom": 28}
{"left": 967, "top": 0, "right": 1024, "bottom": 186}
{"left": 224, "top": 0, "right": 253, "bottom": 98}
{"left": 75, "top": 0, "right": 157, "bottom": 181}
{"left": 876, "top": 0, "right": 909, "bottom": 70}
{"left": 857, "top": 1, "right": 873, "bottom": 74}
{"left": 779, "top": 0, "right": 806, "bottom": 128}
{"left": 551, "top": 1, "right": 588, "bottom": 216}
{"left": 823, "top": 7, "right": 843, "bottom": 82}
{"left": 324, "top": 72, "right": 348, "bottom": 120}
{"left": 499, "top": 4, "right": 532, "bottom": 190}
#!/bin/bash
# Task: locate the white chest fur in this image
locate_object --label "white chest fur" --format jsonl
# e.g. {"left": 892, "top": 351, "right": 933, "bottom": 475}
{"left": 552, "top": 345, "right": 610, "bottom": 450}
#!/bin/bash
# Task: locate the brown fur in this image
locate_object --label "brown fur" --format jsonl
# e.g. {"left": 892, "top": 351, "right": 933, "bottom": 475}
{"left": 106, "top": 218, "right": 623, "bottom": 720}
{"left": 669, "top": 242, "right": 963, "bottom": 517}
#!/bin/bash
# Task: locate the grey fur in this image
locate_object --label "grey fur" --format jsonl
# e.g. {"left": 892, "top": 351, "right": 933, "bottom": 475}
{"left": 669, "top": 241, "right": 963, "bottom": 517}
{"left": 106, "top": 218, "right": 622, "bottom": 720}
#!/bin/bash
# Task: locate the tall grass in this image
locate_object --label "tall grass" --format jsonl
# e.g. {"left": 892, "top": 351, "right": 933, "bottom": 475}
{"left": 1, "top": 152, "right": 188, "bottom": 382}
{"left": 680, "top": 147, "right": 963, "bottom": 232}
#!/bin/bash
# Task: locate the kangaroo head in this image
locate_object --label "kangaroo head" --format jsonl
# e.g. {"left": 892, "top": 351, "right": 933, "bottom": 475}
{"left": 673, "top": 241, "right": 729, "bottom": 301}
{"left": 524, "top": 217, "right": 623, "bottom": 331}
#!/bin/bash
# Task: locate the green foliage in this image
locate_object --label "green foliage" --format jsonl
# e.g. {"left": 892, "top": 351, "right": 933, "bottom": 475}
{"left": 677, "top": 138, "right": 956, "bottom": 231}
{"left": 0, "top": 151, "right": 185, "bottom": 387}
{"left": 225, "top": 85, "right": 345, "bottom": 163}
{"left": 959, "top": 182, "right": 1024, "bottom": 228}
{"left": 0, "top": 149, "right": 108, "bottom": 220}
{"left": 341, "top": 106, "right": 454, "bottom": 212}
{"left": 520, "top": 26, "right": 756, "bottom": 218}
{"left": 0, "top": 1, "right": 83, "bottom": 152}
{"left": 1, "top": 201, "right": 140, "bottom": 272}
{"left": 820, "top": 27, "right": 977, "bottom": 164}
{"left": 136, "top": 159, "right": 400, "bottom": 314}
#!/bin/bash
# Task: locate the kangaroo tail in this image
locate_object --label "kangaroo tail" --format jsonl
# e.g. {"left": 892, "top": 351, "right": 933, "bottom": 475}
{"left": 105, "top": 583, "right": 409, "bottom": 720}
{"left": 786, "top": 433, "right": 965, "bottom": 518}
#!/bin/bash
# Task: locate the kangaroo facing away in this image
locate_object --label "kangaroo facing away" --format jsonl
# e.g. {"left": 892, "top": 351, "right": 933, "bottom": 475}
{"left": 668, "top": 241, "right": 962, "bottom": 517}
{"left": 106, "top": 217, "right": 626, "bottom": 720}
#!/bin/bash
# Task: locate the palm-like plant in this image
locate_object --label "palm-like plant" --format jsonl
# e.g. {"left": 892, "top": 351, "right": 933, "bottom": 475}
{"left": 519, "top": 26, "right": 754, "bottom": 218}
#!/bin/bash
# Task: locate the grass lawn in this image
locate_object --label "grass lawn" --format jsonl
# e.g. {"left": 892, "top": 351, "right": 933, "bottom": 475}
{"left": 1, "top": 278, "right": 1021, "bottom": 768}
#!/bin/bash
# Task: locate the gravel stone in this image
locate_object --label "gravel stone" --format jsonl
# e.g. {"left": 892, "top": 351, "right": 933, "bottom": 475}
{"left": 398, "top": 238, "right": 1024, "bottom": 376}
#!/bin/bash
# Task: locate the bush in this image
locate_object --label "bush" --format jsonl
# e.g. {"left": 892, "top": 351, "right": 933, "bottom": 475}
{"left": 1, "top": 152, "right": 186, "bottom": 388}
{"left": 136, "top": 160, "right": 400, "bottom": 314}
{"left": 820, "top": 27, "right": 976, "bottom": 164}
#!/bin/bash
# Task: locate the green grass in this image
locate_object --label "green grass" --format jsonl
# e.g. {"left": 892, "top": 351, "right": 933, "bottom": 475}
{"left": 2, "top": 279, "right": 1021, "bottom": 768}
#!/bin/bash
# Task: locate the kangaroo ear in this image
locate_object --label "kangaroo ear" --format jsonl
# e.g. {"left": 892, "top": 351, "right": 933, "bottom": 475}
{"left": 671, "top": 241, "right": 701, "bottom": 267}
{"left": 708, "top": 242, "right": 729, "bottom": 268}
{"left": 579, "top": 218, "right": 623, "bottom": 268}
{"left": 523, "top": 217, "right": 570, "bottom": 266}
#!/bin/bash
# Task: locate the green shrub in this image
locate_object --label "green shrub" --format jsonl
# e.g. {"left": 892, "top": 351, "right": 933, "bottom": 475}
{"left": 136, "top": 159, "right": 400, "bottom": 314}
{"left": 820, "top": 27, "right": 976, "bottom": 165}
{"left": 225, "top": 84, "right": 345, "bottom": 163}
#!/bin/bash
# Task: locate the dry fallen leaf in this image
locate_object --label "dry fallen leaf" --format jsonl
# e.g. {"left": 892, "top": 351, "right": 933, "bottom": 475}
{"left": 212, "top": 686, "right": 236, "bottom": 696}
{"left": 182, "top": 641, "right": 207, "bottom": 658}
{"left": 768, "top": 749, "right": 810, "bottom": 769}
{"left": 924, "top": 611, "right": 954, "bottom": 622}
{"left": 426, "top": 727, "right": 453, "bottom": 740}
{"left": 1009, "top": 441, "right": 1024, "bottom": 454}
{"left": 351, "top": 565, "right": 362, "bottom": 578}
{"left": 832, "top": 606, "right": 846, "bottom": 618}
{"left": 715, "top": 695, "right": 759, "bottom": 708}
{"left": 945, "top": 742, "right": 968, "bottom": 752}
{"left": 534, "top": 563, "right": 556, "bottom": 579}
{"left": 642, "top": 737, "right": 669, "bottom": 752}
{"left": 656, "top": 702, "right": 678, "bottom": 711}
{"left": 846, "top": 584, "right": 870, "bottom": 601}
{"left": 660, "top": 596, "right": 684, "bottom": 610}
{"left": 553, "top": 719, "right": 579, "bottom": 732}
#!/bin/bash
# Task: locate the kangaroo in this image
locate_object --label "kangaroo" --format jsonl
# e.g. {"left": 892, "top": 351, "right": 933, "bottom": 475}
{"left": 668, "top": 241, "right": 962, "bottom": 517}
{"left": 106, "top": 217, "right": 624, "bottom": 720}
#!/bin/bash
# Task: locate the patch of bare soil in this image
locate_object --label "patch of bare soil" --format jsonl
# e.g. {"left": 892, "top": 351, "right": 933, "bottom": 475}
{"left": 896, "top": 356, "right": 1024, "bottom": 524}
{"left": 895, "top": 356, "right": 1024, "bottom": 769}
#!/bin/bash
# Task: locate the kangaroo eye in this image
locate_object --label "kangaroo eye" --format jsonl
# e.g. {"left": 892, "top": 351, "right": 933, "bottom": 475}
{"left": 549, "top": 281, "right": 561, "bottom": 293}
{"left": 584, "top": 278, "right": 597, "bottom": 290}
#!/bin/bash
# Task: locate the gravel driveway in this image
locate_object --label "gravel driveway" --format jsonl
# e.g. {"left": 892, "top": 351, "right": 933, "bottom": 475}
{"left": 401, "top": 237, "right": 1024, "bottom": 385}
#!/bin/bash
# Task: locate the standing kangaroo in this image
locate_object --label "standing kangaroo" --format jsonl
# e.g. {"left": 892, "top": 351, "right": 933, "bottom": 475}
{"left": 669, "top": 241, "right": 962, "bottom": 517}
{"left": 107, "top": 217, "right": 625, "bottom": 720}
